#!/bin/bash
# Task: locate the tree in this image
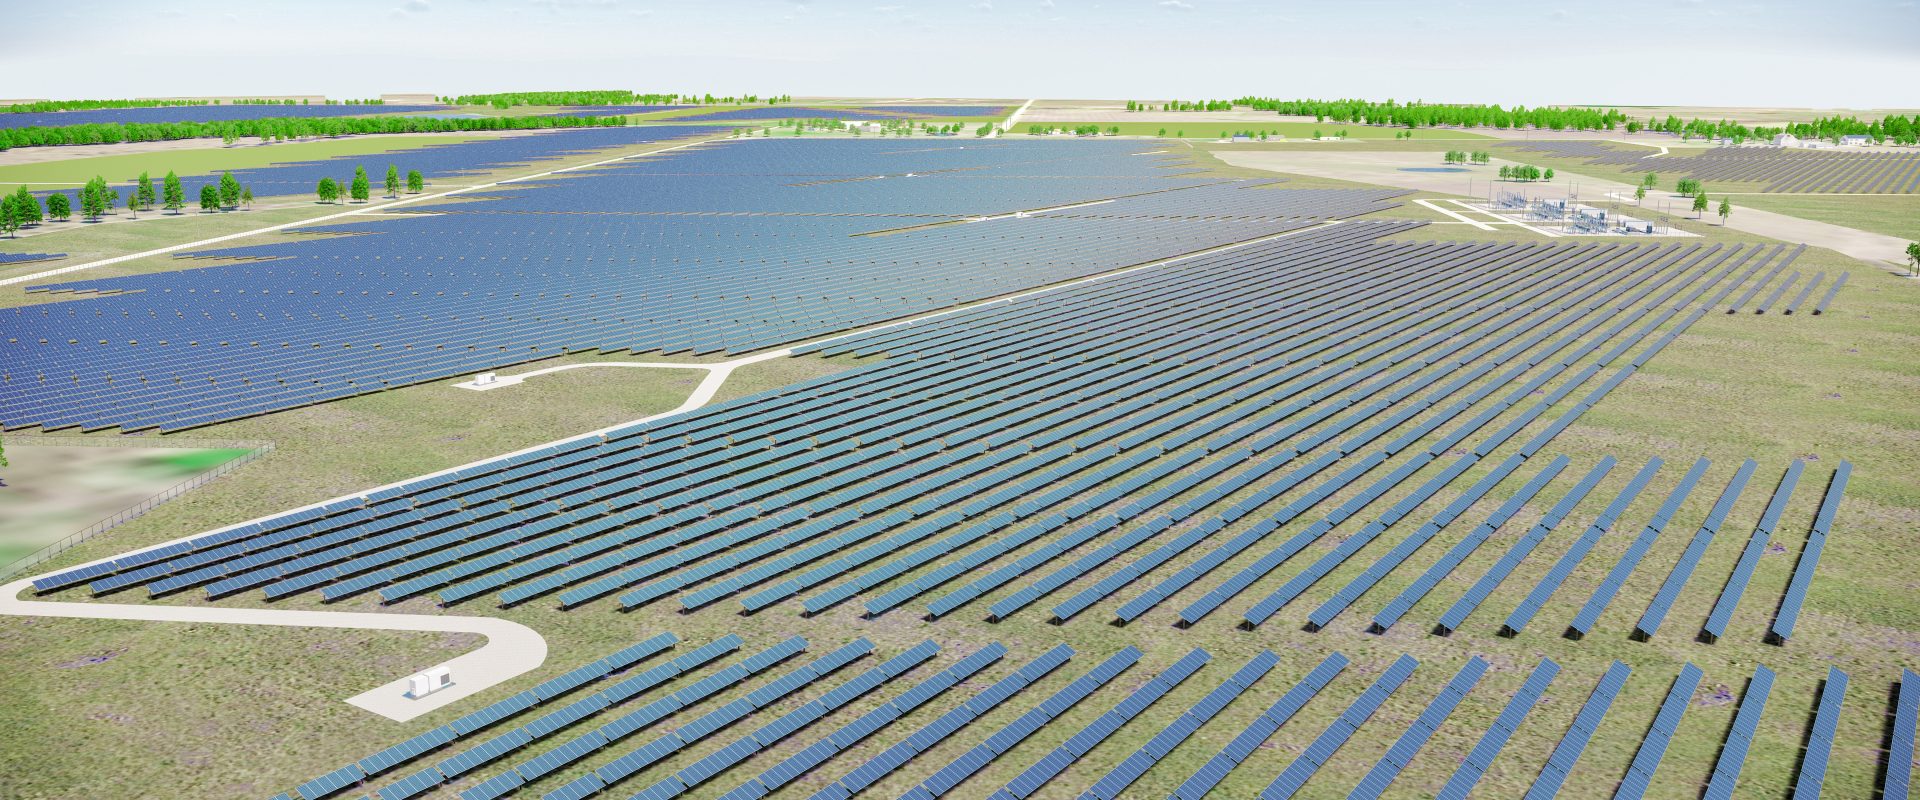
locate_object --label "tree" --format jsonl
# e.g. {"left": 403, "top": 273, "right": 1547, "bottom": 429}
{"left": 316, "top": 177, "right": 339, "bottom": 203}
{"left": 218, "top": 171, "right": 242, "bottom": 209}
{"left": 12, "top": 186, "right": 41, "bottom": 226}
{"left": 1634, "top": 184, "right": 1647, "bottom": 205}
{"left": 385, "top": 164, "right": 401, "bottom": 198}
{"left": 46, "top": 192, "right": 70, "bottom": 221}
{"left": 125, "top": 187, "right": 138, "bottom": 218}
{"left": 80, "top": 176, "right": 108, "bottom": 220}
{"left": 137, "top": 171, "right": 156, "bottom": 209}
{"left": 407, "top": 169, "right": 424, "bottom": 193}
{"left": 1544, "top": 168, "right": 1555, "bottom": 181}
{"left": 241, "top": 186, "right": 254, "bottom": 209}
{"left": 350, "top": 166, "right": 370, "bottom": 203}
{"left": 199, "top": 184, "right": 219, "bottom": 213}
{"left": 162, "top": 171, "right": 185, "bottom": 214}
{"left": 1499, "top": 165, "right": 1512, "bottom": 180}
{"left": 0, "top": 196, "right": 17, "bottom": 238}
{"left": 1717, "top": 197, "right": 1731, "bottom": 225}
{"left": 1692, "top": 192, "right": 1709, "bottom": 218}
{"left": 1906, "top": 242, "right": 1920, "bottom": 277}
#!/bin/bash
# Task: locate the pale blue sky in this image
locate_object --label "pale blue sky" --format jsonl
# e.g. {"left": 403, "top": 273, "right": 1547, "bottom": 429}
{"left": 8, "top": 0, "right": 1916, "bottom": 108}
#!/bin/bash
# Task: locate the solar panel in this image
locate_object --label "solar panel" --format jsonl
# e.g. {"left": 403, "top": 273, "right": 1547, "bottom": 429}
{"left": 1262, "top": 654, "right": 1418, "bottom": 799}
{"left": 1523, "top": 660, "right": 1630, "bottom": 799}
{"left": 1437, "top": 658, "right": 1559, "bottom": 799}
{"left": 1614, "top": 663, "right": 1704, "bottom": 799}
{"left": 1702, "top": 664, "right": 1776, "bottom": 800}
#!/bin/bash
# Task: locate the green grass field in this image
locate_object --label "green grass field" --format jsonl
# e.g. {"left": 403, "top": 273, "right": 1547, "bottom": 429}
{"left": 0, "top": 135, "right": 487, "bottom": 187}
{"left": 1, "top": 131, "right": 1917, "bottom": 800}
{"left": 1730, "top": 193, "right": 1920, "bottom": 242}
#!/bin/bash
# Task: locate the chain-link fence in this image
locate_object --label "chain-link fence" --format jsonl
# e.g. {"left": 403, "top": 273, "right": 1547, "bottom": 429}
{"left": 0, "top": 437, "right": 274, "bottom": 581}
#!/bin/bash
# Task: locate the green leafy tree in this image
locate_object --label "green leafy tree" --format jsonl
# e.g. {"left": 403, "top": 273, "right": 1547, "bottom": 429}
{"left": 137, "top": 171, "right": 156, "bottom": 209}
{"left": 1717, "top": 197, "right": 1731, "bottom": 225}
{"left": 384, "top": 164, "right": 401, "bottom": 197}
{"left": 125, "top": 187, "right": 138, "bottom": 218}
{"left": 407, "top": 169, "right": 423, "bottom": 193}
{"left": 0, "top": 195, "right": 17, "bottom": 238}
{"left": 1634, "top": 184, "right": 1647, "bottom": 205}
{"left": 80, "top": 176, "right": 109, "bottom": 220}
{"left": 241, "top": 186, "right": 253, "bottom": 209}
{"left": 316, "top": 177, "right": 339, "bottom": 203}
{"left": 218, "top": 171, "right": 241, "bottom": 209}
{"left": 199, "top": 184, "right": 219, "bottom": 212}
{"left": 12, "top": 186, "right": 41, "bottom": 226}
{"left": 1692, "top": 192, "right": 1709, "bottom": 218}
{"left": 1544, "top": 168, "right": 1555, "bottom": 181}
{"left": 162, "top": 171, "right": 185, "bottom": 214}
{"left": 46, "top": 192, "right": 71, "bottom": 221}
{"left": 1905, "top": 242, "right": 1920, "bottom": 277}
{"left": 350, "top": 166, "right": 370, "bottom": 203}
{"left": 1499, "top": 165, "right": 1512, "bottom": 180}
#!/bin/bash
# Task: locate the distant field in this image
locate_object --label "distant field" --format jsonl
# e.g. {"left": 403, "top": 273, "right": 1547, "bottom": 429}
{"left": 1729, "top": 194, "right": 1920, "bottom": 242}
{"left": 0, "top": 135, "right": 486, "bottom": 186}
{"left": 1020, "top": 120, "right": 1488, "bottom": 139}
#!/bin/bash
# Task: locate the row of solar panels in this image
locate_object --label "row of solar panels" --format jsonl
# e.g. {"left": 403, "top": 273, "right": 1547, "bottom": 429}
{"left": 7, "top": 141, "right": 1411, "bottom": 431}
{"left": 32, "top": 221, "right": 1424, "bottom": 597}
{"left": 276, "top": 639, "right": 1913, "bottom": 800}
{"left": 1501, "top": 139, "right": 1920, "bottom": 193}
{"left": 41, "top": 229, "right": 1812, "bottom": 640}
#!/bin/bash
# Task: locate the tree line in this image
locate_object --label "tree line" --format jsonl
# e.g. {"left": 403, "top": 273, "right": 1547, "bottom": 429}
{"left": 1443, "top": 150, "right": 1491, "bottom": 164}
{"left": 316, "top": 165, "right": 424, "bottom": 204}
{"left": 1125, "top": 100, "right": 1234, "bottom": 112}
{"left": 1231, "top": 98, "right": 1632, "bottom": 132}
{"left": 1497, "top": 164, "right": 1553, "bottom": 181}
{"left": 0, "top": 113, "right": 627, "bottom": 152}
{"left": 1628, "top": 113, "right": 1920, "bottom": 145}
{"left": 2, "top": 170, "right": 258, "bottom": 237}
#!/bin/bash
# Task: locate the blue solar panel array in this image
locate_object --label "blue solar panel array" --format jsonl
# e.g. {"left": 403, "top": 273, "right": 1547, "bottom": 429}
{"left": 1261, "top": 654, "right": 1417, "bottom": 799}
{"left": 1701, "top": 460, "right": 1804, "bottom": 641}
{"left": 1771, "top": 460, "right": 1852, "bottom": 644}
{"left": 1632, "top": 459, "right": 1759, "bottom": 640}
{"left": 1702, "top": 664, "right": 1776, "bottom": 800}
{"left": 1793, "top": 667, "right": 1848, "bottom": 800}
{"left": 1082, "top": 650, "right": 1278, "bottom": 800}
{"left": 1613, "top": 662, "right": 1705, "bottom": 799}
{"left": 0, "top": 103, "right": 449, "bottom": 130}
{"left": 6, "top": 138, "right": 1404, "bottom": 432}
{"left": 1171, "top": 652, "right": 1347, "bottom": 800}
{"left": 0, "top": 252, "right": 65, "bottom": 265}
{"left": 1499, "top": 457, "right": 1662, "bottom": 636}
{"left": 30, "top": 225, "right": 1821, "bottom": 659}
{"left": 1349, "top": 657, "right": 1487, "bottom": 798}
{"left": 1436, "top": 658, "right": 1559, "bottom": 799}
{"left": 1890, "top": 670, "right": 1919, "bottom": 800}
{"left": 991, "top": 647, "right": 1209, "bottom": 800}
{"left": 1523, "top": 660, "right": 1629, "bottom": 799}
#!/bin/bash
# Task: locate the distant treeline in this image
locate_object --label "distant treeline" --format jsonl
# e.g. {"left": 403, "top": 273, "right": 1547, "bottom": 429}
{"left": 1233, "top": 98, "right": 1632, "bottom": 131}
{"left": 1217, "top": 97, "right": 1920, "bottom": 145}
{"left": 444, "top": 91, "right": 791, "bottom": 109}
{"left": 1638, "top": 113, "right": 1920, "bottom": 144}
{"left": 0, "top": 114, "right": 625, "bottom": 151}
{"left": 3, "top": 98, "right": 386, "bottom": 113}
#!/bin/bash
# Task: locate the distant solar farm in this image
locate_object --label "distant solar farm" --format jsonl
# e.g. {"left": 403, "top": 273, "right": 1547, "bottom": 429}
{"left": 2, "top": 97, "right": 1916, "bottom": 800}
